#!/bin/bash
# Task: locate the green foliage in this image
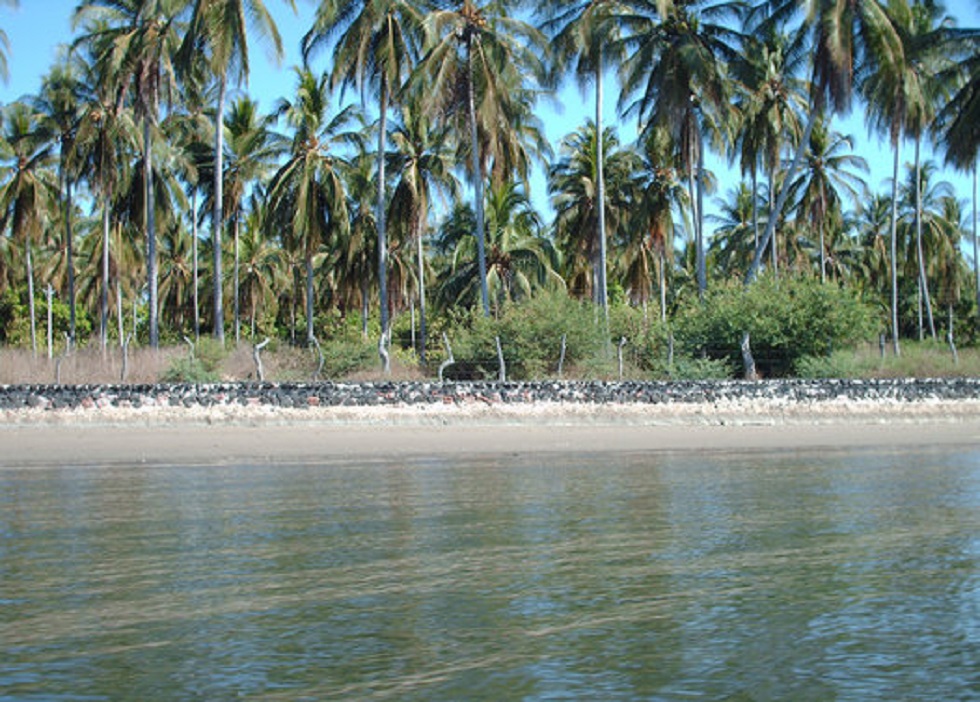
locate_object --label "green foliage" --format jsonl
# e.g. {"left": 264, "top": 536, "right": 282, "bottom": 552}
{"left": 317, "top": 338, "right": 378, "bottom": 378}
{"left": 434, "top": 292, "right": 608, "bottom": 380}
{"left": 160, "top": 338, "right": 226, "bottom": 383}
{"left": 0, "top": 286, "right": 92, "bottom": 347}
{"left": 673, "top": 274, "right": 877, "bottom": 377}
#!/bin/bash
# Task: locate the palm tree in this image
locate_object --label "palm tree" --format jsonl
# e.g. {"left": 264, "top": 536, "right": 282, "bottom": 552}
{"left": 267, "top": 67, "right": 356, "bottom": 345}
{"left": 745, "top": 0, "right": 903, "bottom": 288}
{"left": 788, "top": 119, "right": 867, "bottom": 282}
{"left": 199, "top": 97, "right": 284, "bottom": 343}
{"left": 730, "top": 26, "right": 806, "bottom": 273}
{"left": 863, "top": 0, "right": 952, "bottom": 350}
{"left": 239, "top": 194, "right": 284, "bottom": 338}
{"left": 36, "top": 55, "right": 85, "bottom": 343}
{"left": 620, "top": 0, "right": 744, "bottom": 298}
{"left": 541, "top": 0, "right": 628, "bottom": 318}
{"left": 548, "top": 120, "right": 638, "bottom": 302}
{"left": 413, "top": 0, "right": 548, "bottom": 317}
{"left": 0, "top": 102, "right": 58, "bottom": 356}
{"left": 436, "top": 180, "right": 561, "bottom": 311}
{"left": 387, "top": 104, "right": 458, "bottom": 362}
{"left": 74, "top": 0, "right": 187, "bottom": 348}
{"left": 73, "top": 37, "right": 139, "bottom": 349}
{"left": 179, "top": 0, "right": 289, "bottom": 343}
{"left": 303, "top": 0, "right": 423, "bottom": 340}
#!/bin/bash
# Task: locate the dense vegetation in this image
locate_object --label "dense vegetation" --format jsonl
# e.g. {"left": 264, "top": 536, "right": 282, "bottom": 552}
{"left": 1, "top": 0, "right": 980, "bottom": 382}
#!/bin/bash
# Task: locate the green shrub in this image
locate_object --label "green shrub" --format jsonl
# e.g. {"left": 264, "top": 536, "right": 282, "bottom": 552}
{"left": 673, "top": 274, "right": 876, "bottom": 377}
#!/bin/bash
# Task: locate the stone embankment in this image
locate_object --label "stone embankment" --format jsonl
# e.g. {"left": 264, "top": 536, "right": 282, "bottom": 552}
{"left": 1, "top": 378, "right": 979, "bottom": 412}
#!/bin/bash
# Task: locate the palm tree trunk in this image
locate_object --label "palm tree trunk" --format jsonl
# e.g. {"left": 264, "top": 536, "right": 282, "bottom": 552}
{"left": 145, "top": 118, "right": 159, "bottom": 348}
{"left": 595, "top": 57, "right": 608, "bottom": 323}
{"left": 233, "top": 213, "right": 240, "bottom": 345}
{"left": 974, "top": 162, "right": 979, "bottom": 321}
{"left": 192, "top": 189, "right": 199, "bottom": 341}
{"left": 213, "top": 77, "right": 226, "bottom": 343}
{"left": 26, "top": 239, "right": 37, "bottom": 357}
{"left": 101, "top": 197, "right": 110, "bottom": 351}
{"left": 914, "top": 137, "right": 936, "bottom": 340}
{"left": 378, "top": 77, "right": 390, "bottom": 337}
{"left": 769, "top": 175, "right": 778, "bottom": 276}
{"left": 819, "top": 222, "right": 826, "bottom": 284}
{"left": 416, "top": 216, "right": 428, "bottom": 365}
{"left": 116, "top": 280, "right": 123, "bottom": 348}
{"left": 696, "top": 133, "right": 706, "bottom": 296}
{"left": 889, "top": 140, "right": 901, "bottom": 356}
{"left": 746, "top": 108, "right": 818, "bottom": 285}
{"left": 659, "top": 250, "right": 667, "bottom": 324}
{"left": 305, "top": 254, "right": 314, "bottom": 344}
{"left": 468, "top": 37, "right": 491, "bottom": 317}
{"left": 751, "top": 166, "right": 759, "bottom": 251}
{"left": 62, "top": 165, "right": 76, "bottom": 343}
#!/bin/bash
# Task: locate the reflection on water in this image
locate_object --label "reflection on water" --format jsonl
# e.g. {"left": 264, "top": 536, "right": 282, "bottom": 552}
{"left": 1, "top": 447, "right": 979, "bottom": 701}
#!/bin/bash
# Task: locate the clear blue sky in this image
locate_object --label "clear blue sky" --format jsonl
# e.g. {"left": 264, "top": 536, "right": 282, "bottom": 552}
{"left": 2, "top": 0, "right": 979, "bottom": 235}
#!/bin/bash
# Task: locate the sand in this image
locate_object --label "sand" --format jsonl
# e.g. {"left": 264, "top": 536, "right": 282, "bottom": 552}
{"left": 1, "top": 398, "right": 979, "bottom": 466}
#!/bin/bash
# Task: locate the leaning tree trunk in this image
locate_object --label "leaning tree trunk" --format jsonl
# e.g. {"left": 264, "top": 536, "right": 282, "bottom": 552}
{"left": 212, "top": 77, "right": 226, "bottom": 343}
{"left": 467, "top": 38, "right": 490, "bottom": 317}
{"left": 746, "top": 108, "right": 818, "bottom": 285}
{"left": 145, "top": 118, "right": 159, "bottom": 348}
{"left": 888, "top": 140, "right": 901, "bottom": 356}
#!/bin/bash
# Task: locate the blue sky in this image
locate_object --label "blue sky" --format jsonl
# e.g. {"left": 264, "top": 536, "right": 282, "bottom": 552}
{"left": 2, "top": 0, "right": 979, "bottom": 233}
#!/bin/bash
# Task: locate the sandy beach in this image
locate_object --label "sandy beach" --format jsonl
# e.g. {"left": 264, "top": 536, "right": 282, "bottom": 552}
{"left": 2, "top": 398, "right": 979, "bottom": 466}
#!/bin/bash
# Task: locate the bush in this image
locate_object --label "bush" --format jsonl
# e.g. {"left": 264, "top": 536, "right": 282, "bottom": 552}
{"left": 160, "top": 337, "right": 226, "bottom": 383}
{"left": 673, "top": 274, "right": 876, "bottom": 378}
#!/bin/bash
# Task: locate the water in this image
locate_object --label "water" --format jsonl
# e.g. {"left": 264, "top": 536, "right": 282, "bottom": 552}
{"left": 2, "top": 446, "right": 979, "bottom": 701}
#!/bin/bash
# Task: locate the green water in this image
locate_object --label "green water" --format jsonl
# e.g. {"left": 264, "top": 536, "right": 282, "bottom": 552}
{"left": 2, "top": 446, "right": 979, "bottom": 701}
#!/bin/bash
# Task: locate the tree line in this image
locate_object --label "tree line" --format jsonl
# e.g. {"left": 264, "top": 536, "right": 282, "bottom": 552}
{"left": 1, "top": 0, "right": 980, "bottom": 370}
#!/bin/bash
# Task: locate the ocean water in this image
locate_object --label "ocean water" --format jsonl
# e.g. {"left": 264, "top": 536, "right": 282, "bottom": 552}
{"left": 2, "top": 445, "right": 979, "bottom": 701}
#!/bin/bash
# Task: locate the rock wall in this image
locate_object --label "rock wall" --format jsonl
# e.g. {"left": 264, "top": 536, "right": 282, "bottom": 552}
{"left": 2, "top": 378, "right": 979, "bottom": 412}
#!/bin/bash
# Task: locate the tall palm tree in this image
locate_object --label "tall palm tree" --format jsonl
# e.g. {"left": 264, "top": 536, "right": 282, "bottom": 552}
{"left": 541, "top": 0, "right": 628, "bottom": 318}
{"left": 730, "top": 26, "right": 806, "bottom": 272}
{"left": 548, "top": 120, "right": 638, "bottom": 302}
{"left": 74, "top": 0, "right": 187, "bottom": 348}
{"left": 387, "top": 104, "right": 458, "bottom": 362}
{"left": 745, "top": 0, "right": 903, "bottom": 287}
{"left": 267, "top": 67, "right": 356, "bottom": 345}
{"left": 199, "top": 96, "right": 284, "bottom": 343}
{"left": 413, "top": 0, "right": 548, "bottom": 317}
{"left": 36, "top": 55, "right": 85, "bottom": 343}
{"left": 0, "top": 102, "right": 58, "bottom": 356}
{"left": 179, "top": 0, "right": 290, "bottom": 343}
{"left": 73, "top": 36, "right": 139, "bottom": 349}
{"left": 620, "top": 0, "right": 744, "bottom": 298}
{"left": 239, "top": 194, "right": 284, "bottom": 338}
{"left": 789, "top": 119, "right": 867, "bottom": 282}
{"left": 303, "top": 0, "right": 423, "bottom": 340}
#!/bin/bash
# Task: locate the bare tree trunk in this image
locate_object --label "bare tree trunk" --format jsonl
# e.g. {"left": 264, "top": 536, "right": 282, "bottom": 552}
{"left": 192, "top": 189, "right": 200, "bottom": 341}
{"left": 145, "top": 118, "right": 159, "bottom": 348}
{"left": 26, "top": 239, "right": 37, "bottom": 357}
{"left": 416, "top": 219, "right": 428, "bottom": 365}
{"left": 233, "top": 213, "right": 240, "bottom": 345}
{"left": 377, "top": 76, "right": 390, "bottom": 336}
{"left": 741, "top": 331, "right": 758, "bottom": 380}
{"left": 468, "top": 38, "right": 490, "bottom": 316}
{"left": 595, "top": 57, "right": 608, "bottom": 324}
{"left": 495, "top": 335, "right": 506, "bottom": 382}
{"left": 617, "top": 336, "right": 627, "bottom": 380}
{"left": 438, "top": 332, "right": 455, "bottom": 382}
{"left": 212, "top": 77, "right": 226, "bottom": 343}
{"left": 889, "top": 141, "right": 901, "bottom": 356}
{"left": 947, "top": 305, "right": 958, "bottom": 365}
{"left": 915, "top": 137, "right": 936, "bottom": 340}
{"left": 101, "top": 200, "right": 110, "bottom": 351}
{"left": 116, "top": 281, "right": 123, "bottom": 349}
{"left": 63, "top": 169, "right": 76, "bottom": 343}
{"left": 305, "top": 255, "right": 315, "bottom": 344}
{"left": 253, "top": 337, "right": 270, "bottom": 381}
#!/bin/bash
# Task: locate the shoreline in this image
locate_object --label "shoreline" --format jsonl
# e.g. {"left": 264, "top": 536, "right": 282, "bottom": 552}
{"left": 2, "top": 398, "right": 979, "bottom": 466}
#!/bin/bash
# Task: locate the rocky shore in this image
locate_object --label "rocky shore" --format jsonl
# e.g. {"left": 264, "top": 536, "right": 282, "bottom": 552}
{"left": 1, "top": 377, "right": 979, "bottom": 414}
